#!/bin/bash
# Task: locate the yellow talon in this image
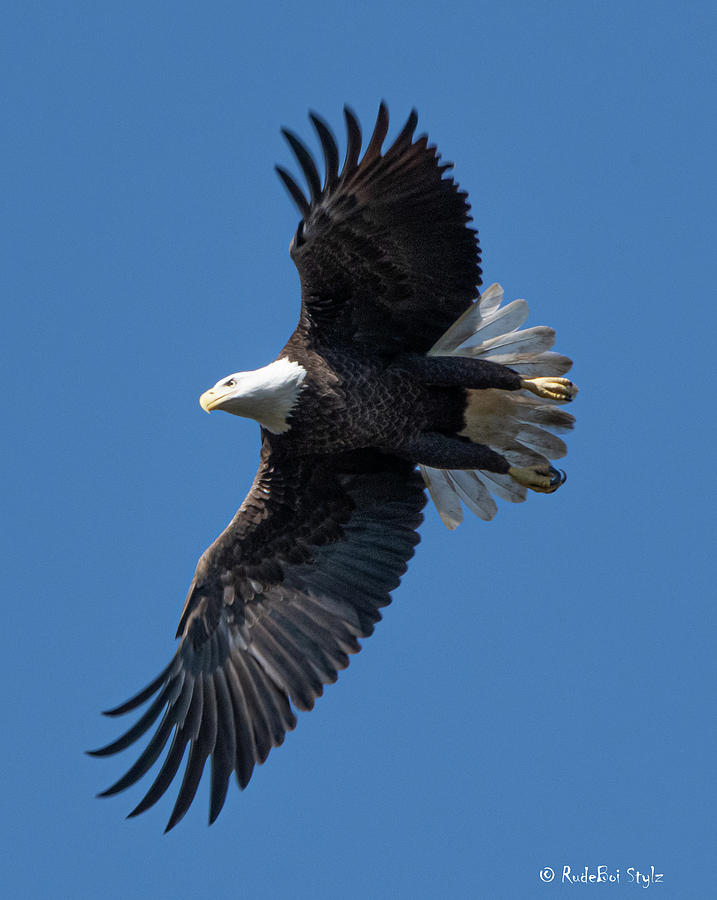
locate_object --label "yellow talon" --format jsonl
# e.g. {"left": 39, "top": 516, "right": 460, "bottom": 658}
{"left": 522, "top": 376, "right": 578, "bottom": 402}
{"left": 509, "top": 465, "right": 566, "bottom": 494}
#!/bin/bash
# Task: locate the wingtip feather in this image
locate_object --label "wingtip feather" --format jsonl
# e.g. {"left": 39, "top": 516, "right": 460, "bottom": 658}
{"left": 309, "top": 111, "right": 339, "bottom": 187}
{"left": 281, "top": 128, "right": 322, "bottom": 202}
{"left": 363, "top": 102, "right": 390, "bottom": 164}
{"left": 275, "top": 165, "right": 311, "bottom": 217}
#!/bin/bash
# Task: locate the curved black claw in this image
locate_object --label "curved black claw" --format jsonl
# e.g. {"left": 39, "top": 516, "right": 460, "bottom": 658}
{"left": 548, "top": 466, "right": 567, "bottom": 489}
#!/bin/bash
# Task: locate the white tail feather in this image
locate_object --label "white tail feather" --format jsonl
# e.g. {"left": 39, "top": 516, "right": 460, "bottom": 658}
{"left": 470, "top": 325, "right": 556, "bottom": 358}
{"left": 448, "top": 470, "right": 498, "bottom": 521}
{"left": 458, "top": 299, "right": 529, "bottom": 348}
{"left": 488, "top": 352, "right": 572, "bottom": 377}
{"left": 420, "top": 283, "right": 575, "bottom": 527}
{"left": 476, "top": 282, "right": 504, "bottom": 317}
{"left": 430, "top": 284, "right": 506, "bottom": 353}
{"left": 479, "top": 470, "right": 527, "bottom": 503}
{"left": 420, "top": 467, "right": 463, "bottom": 529}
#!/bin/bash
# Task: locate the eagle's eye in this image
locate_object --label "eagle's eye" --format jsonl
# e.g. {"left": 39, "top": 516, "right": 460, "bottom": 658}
{"left": 224, "top": 378, "right": 236, "bottom": 387}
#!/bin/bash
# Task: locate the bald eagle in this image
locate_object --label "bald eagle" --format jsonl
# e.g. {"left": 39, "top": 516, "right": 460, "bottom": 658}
{"left": 90, "top": 104, "right": 577, "bottom": 830}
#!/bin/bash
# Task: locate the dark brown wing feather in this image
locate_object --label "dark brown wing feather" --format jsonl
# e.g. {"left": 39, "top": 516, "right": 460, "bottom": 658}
{"left": 277, "top": 103, "right": 482, "bottom": 354}
{"left": 89, "top": 439, "right": 426, "bottom": 830}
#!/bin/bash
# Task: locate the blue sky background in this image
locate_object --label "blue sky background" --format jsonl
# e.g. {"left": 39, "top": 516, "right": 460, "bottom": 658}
{"left": 3, "top": 2, "right": 715, "bottom": 897}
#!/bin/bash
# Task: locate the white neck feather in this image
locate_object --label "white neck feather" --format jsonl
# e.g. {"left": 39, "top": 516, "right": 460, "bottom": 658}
{"left": 221, "top": 357, "right": 307, "bottom": 433}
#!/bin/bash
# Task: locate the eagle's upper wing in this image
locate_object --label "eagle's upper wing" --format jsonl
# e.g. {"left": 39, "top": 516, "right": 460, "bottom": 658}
{"left": 277, "top": 104, "right": 481, "bottom": 355}
{"left": 90, "top": 439, "right": 425, "bottom": 831}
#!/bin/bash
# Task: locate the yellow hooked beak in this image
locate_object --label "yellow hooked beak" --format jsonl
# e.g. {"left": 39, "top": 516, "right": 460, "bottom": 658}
{"left": 199, "top": 387, "right": 229, "bottom": 413}
{"left": 199, "top": 389, "right": 216, "bottom": 413}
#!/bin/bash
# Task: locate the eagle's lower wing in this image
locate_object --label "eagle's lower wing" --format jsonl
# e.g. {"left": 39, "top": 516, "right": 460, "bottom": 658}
{"left": 90, "top": 441, "right": 426, "bottom": 830}
{"left": 278, "top": 104, "right": 481, "bottom": 354}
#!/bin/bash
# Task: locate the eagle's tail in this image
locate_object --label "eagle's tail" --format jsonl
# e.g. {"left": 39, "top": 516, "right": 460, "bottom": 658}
{"left": 420, "top": 283, "right": 576, "bottom": 529}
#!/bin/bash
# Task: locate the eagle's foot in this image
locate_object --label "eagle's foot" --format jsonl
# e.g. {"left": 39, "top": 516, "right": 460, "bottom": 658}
{"left": 509, "top": 464, "right": 566, "bottom": 494}
{"left": 521, "top": 376, "right": 578, "bottom": 402}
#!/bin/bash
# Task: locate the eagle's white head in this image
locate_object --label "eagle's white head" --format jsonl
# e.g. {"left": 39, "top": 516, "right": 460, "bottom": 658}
{"left": 199, "top": 357, "right": 307, "bottom": 434}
